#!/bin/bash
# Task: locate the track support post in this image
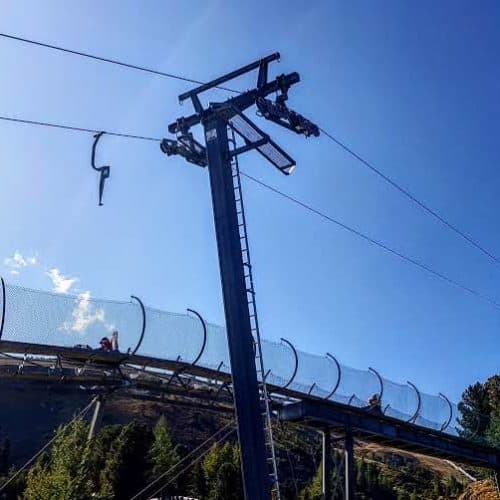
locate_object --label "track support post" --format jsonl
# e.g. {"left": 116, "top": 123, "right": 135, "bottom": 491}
{"left": 322, "top": 427, "right": 333, "bottom": 499}
{"left": 87, "top": 395, "right": 103, "bottom": 441}
{"left": 344, "top": 428, "right": 355, "bottom": 500}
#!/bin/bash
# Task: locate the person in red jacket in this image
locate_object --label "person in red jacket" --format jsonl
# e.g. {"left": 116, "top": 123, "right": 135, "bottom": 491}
{"left": 99, "top": 336, "right": 113, "bottom": 352}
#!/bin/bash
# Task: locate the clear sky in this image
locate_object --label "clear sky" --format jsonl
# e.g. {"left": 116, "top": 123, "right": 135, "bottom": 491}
{"left": 1, "top": 0, "right": 499, "bottom": 402}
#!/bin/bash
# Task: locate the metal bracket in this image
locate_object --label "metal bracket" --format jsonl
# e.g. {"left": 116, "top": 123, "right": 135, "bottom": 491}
{"left": 214, "top": 380, "right": 233, "bottom": 402}
{"left": 91, "top": 131, "right": 111, "bottom": 206}
{"left": 280, "top": 337, "right": 298, "bottom": 390}
{"left": 369, "top": 367, "right": 384, "bottom": 401}
{"left": 324, "top": 352, "right": 342, "bottom": 400}
{"left": 187, "top": 308, "right": 208, "bottom": 367}
{"left": 160, "top": 133, "right": 207, "bottom": 167}
{"left": 308, "top": 382, "right": 317, "bottom": 396}
{"left": 439, "top": 392, "right": 453, "bottom": 432}
{"left": 256, "top": 97, "right": 320, "bottom": 137}
{"left": 406, "top": 381, "right": 422, "bottom": 424}
{"left": 0, "top": 277, "right": 5, "bottom": 341}
{"left": 130, "top": 295, "right": 146, "bottom": 356}
{"left": 164, "top": 368, "right": 189, "bottom": 390}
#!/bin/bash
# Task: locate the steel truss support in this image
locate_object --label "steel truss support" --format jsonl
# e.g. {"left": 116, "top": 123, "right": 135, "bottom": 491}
{"left": 322, "top": 428, "right": 333, "bottom": 499}
{"left": 87, "top": 395, "right": 103, "bottom": 441}
{"left": 344, "top": 428, "right": 356, "bottom": 500}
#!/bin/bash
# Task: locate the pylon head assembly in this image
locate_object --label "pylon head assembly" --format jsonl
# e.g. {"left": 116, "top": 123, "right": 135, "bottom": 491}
{"left": 161, "top": 53, "right": 319, "bottom": 176}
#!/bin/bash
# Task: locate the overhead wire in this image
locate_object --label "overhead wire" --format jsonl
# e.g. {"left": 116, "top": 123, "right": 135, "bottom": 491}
{"left": 0, "top": 33, "right": 240, "bottom": 94}
{"left": 130, "top": 419, "right": 236, "bottom": 500}
{"left": 2, "top": 30, "right": 498, "bottom": 267}
{"left": 0, "top": 396, "right": 98, "bottom": 493}
{"left": 240, "top": 171, "right": 500, "bottom": 310}
{"left": 318, "top": 126, "right": 500, "bottom": 265}
{"left": 0, "top": 115, "right": 160, "bottom": 141}
{"left": 1, "top": 113, "right": 499, "bottom": 311}
{"left": 2, "top": 31, "right": 498, "bottom": 268}
{"left": 144, "top": 425, "right": 236, "bottom": 500}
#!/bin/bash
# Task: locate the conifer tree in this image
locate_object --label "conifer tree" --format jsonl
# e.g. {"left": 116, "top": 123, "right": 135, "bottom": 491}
{"left": 209, "top": 462, "right": 241, "bottom": 500}
{"left": 148, "top": 416, "right": 179, "bottom": 481}
{"left": 189, "top": 461, "right": 208, "bottom": 499}
{"left": 458, "top": 382, "right": 491, "bottom": 439}
{"left": 97, "top": 421, "right": 152, "bottom": 500}
{"left": 298, "top": 464, "right": 322, "bottom": 500}
{"left": 23, "top": 418, "right": 94, "bottom": 500}
{"left": 203, "top": 443, "right": 242, "bottom": 500}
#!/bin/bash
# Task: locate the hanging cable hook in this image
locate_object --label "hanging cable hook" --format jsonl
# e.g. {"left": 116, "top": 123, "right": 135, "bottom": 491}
{"left": 91, "top": 131, "right": 110, "bottom": 206}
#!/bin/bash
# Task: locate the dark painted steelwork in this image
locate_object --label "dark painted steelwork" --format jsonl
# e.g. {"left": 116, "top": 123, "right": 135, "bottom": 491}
{"left": 204, "top": 115, "right": 270, "bottom": 499}
{"left": 439, "top": 392, "right": 454, "bottom": 432}
{"left": 383, "top": 404, "right": 391, "bottom": 415}
{"left": 348, "top": 394, "right": 356, "bottom": 405}
{"left": 279, "top": 399, "right": 500, "bottom": 470}
{"left": 164, "top": 54, "right": 319, "bottom": 500}
{"left": 280, "top": 337, "right": 298, "bottom": 390}
{"left": 178, "top": 53, "right": 280, "bottom": 103}
{"left": 90, "top": 131, "right": 110, "bottom": 206}
{"left": 325, "top": 352, "right": 342, "bottom": 400}
{"left": 345, "top": 429, "right": 356, "bottom": 500}
{"left": 214, "top": 380, "right": 233, "bottom": 402}
{"left": 0, "top": 278, "right": 5, "bottom": 341}
{"left": 369, "top": 367, "right": 384, "bottom": 400}
{"left": 322, "top": 429, "right": 333, "bottom": 499}
{"left": 165, "top": 369, "right": 188, "bottom": 390}
{"left": 308, "top": 382, "right": 317, "bottom": 395}
{"left": 130, "top": 296, "right": 146, "bottom": 356}
{"left": 164, "top": 308, "right": 209, "bottom": 390}
{"left": 407, "top": 381, "right": 422, "bottom": 424}
{"left": 187, "top": 308, "right": 207, "bottom": 367}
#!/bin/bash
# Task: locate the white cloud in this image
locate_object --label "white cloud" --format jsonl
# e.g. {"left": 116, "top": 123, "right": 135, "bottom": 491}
{"left": 59, "top": 290, "right": 113, "bottom": 334}
{"left": 46, "top": 268, "right": 78, "bottom": 294}
{"left": 3, "top": 251, "right": 38, "bottom": 275}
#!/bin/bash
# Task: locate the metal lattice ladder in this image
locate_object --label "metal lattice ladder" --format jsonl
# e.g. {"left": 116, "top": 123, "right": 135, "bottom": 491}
{"left": 229, "top": 130, "right": 281, "bottom": 500}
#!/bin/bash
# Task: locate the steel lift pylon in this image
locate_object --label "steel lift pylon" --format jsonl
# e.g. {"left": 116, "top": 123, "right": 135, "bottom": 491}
{"left": 161, "top": 53, "right": 319, "bottom": 500}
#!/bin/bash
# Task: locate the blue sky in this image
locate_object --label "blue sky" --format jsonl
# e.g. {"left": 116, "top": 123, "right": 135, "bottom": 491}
{"left": 1, "top": 0, "right": 499, "bottom": 402}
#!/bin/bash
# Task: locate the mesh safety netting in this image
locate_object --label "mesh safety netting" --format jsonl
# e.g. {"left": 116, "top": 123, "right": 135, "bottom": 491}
{"left": 0, "top": 283, "right": 468, "bottom": 438}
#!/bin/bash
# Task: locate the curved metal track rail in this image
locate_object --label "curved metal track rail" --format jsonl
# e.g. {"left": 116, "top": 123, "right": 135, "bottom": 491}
{"left": 369, "top": 366, "right": 384, "bottom": 400}
{"left": 130, "top": 295, "right": 146, "bottom": 356}
{"left": 280, "top": 337, "right": 298, "bottom": 390}
{"left": 325, "top": 352, "right": 342, "bottom": 400}
{"left": 187, "top": 308, "right": 207, "bottom": 367}
{"left": 0, "top": 277, "right": 5, "bottom": 340}
{"left": 439, "top": 392, "right": 454, "bottom": 432}
{"left": 407, "top": 381, "right": 422, "bottom": 424}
